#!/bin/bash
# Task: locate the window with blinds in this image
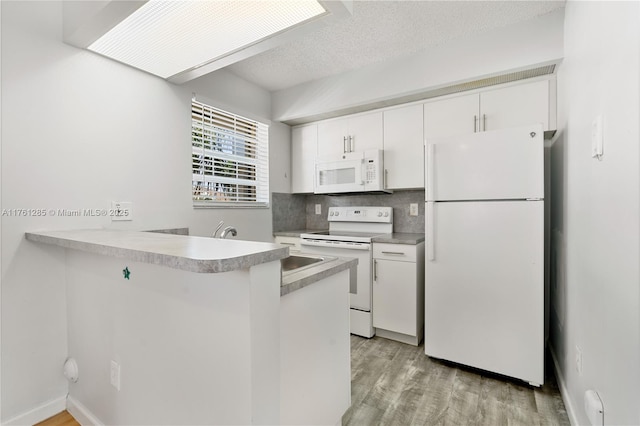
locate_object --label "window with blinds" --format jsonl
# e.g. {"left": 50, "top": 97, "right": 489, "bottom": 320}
{"left": 192, "top": 100, "right": 269, "bottom": 207}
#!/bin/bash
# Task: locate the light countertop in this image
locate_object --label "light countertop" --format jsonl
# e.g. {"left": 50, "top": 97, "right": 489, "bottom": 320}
{"left": 281, "top": 255, "right": 357, "bottom": 297}
{"left": 25, "top": 229, "right": 288, "bottom": 274}
{"left": 26, "top": 229, "right": 356, "bottom": 296}
{"left": 371, "top": 233, "right": 425, "bottom": 245}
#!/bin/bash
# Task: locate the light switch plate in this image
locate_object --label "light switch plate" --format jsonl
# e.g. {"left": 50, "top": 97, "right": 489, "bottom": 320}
{"left": 576, "top": 345, "right": 583, "bottom": 375}
{"left": 315, "top": 204, "right": 322, "bottom": 215}
{"left": 409, "top": 203, "right": 419, "bottom": 216}
{"left": 591, "top": 115, "right": 604, "bottom": 159}
{"left": 110, "top": 360, "right": 121, "bottom": 390}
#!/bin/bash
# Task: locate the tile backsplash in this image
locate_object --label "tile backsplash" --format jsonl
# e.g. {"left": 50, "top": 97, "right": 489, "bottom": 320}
{"left": 272, "top": 192, "right": 307, "bottom": 232}
{"left": 272, "top": 190, "right": 425, "bottom": 234}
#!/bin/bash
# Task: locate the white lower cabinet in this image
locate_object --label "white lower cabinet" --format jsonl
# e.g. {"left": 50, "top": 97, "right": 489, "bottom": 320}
{"left": 372, "top": 242, "right": 425, "bottom": 346}
{"left": 274, "top": 236, "right": 301, "bottom": 253}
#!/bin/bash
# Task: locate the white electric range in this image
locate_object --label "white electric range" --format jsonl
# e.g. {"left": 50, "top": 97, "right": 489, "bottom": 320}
{"left": 300, "top": 206, "right": 393, "bottom": 338}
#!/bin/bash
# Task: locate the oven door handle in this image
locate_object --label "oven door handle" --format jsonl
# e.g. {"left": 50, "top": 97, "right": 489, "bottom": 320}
{"left": 300, "top": 239, "right": 371, "bottom": 250}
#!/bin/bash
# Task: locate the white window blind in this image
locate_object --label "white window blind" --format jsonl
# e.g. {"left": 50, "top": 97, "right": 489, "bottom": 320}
{"left": 192, "top": 100, "right": 269, "bottom": 207}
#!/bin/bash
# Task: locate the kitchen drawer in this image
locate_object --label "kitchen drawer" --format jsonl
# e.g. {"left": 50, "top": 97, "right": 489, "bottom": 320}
{"left": 373, "top": 243, "right": 416, "bottom": 262}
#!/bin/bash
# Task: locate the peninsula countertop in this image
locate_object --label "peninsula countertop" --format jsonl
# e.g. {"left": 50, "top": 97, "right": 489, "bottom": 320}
{"left": 25, "top": 229, "right": 289, "bottom": 274}
{"left": 281, "top": 256, "right": 357, "bottom": 297}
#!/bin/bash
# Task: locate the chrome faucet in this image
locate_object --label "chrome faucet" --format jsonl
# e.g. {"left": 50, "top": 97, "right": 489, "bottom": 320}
{"left": 220, "top": 226, "right": 237, "bottom": 239}
{"left": 212, "top": 220, "right": 224, "bottom": 238}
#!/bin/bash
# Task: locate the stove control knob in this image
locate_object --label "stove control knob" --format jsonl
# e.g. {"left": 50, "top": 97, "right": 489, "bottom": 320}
{"left": 377, "top": 212, "right": 383, "bottom": 217}
{"left": 330, "top": 211, "right": 334, "bottom": 216}
{"left": 384, "top": 212, "right": 389, "bottom": 217}
{"left": 335, "top": 212, "right": 340, "bottom": 216}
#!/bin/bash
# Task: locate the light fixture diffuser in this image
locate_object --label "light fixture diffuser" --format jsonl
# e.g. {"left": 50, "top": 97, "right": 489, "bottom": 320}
{"left": 88, "top": 0, "right": 327, "bottom": 79}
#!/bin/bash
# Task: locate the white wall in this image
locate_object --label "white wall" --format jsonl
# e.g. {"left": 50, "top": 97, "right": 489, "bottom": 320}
{"left": 0, "top": 1, "right": 289, "bottom": 421}
{"left": 272, "top": 8, "right": 565, "bottom": 124}
{"left": 550, "top": 1, "right": 640, "bottom": 425}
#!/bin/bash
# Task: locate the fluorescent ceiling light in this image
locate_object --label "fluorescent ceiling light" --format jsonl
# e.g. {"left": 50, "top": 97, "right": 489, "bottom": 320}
{"left": 88, "top": 0, "right": 326, "bottom": 79}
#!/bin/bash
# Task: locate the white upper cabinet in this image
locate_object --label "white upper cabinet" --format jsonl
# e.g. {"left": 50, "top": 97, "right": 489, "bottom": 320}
{"left": 291, "top": 78, "right": 555, "bottom": 194}
{"left": 348, "top": 112, "right": 384, "bottom": 153}
{"left": 317, "top": 118, "right": 348, "bottom": 158}
{"left": 424, "top": 94, "right": 480, "bottom": 140}
{"left": 383, "top": 104, "right": 424, "bottom": 189}
{"left": 480, "top": 79, "right": 550, "bottom": 132}
{"left": 424, "top": 79, "right": 552, "bottom": 140}
{"left": 291, "top": 124, "right": 317, "bottom": 193}
{"left": 317, "top": 111, "right": 383, "bottom": 159}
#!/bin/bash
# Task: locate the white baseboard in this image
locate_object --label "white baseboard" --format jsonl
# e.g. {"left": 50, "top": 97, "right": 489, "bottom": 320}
{"left": 3, "top": 395, "right": 66, "bottom": 426}
{"left": 66, "top": 396, "right": 104, "bottom": 426}
{"left": 549, "top": 345, "right": 579, "bottom": 426}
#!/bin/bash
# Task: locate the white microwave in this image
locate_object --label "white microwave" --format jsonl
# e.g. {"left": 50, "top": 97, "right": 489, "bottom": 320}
{"left": 315, "top": 149, "right": 390, "bottom": 194}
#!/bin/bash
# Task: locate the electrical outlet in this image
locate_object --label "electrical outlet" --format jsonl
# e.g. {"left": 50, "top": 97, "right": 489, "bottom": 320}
{"left": 575, "top": 345, "right": 583, "bottom": 376}
{"left": 409, "top": 203, "right": 419, "bottom": 216}
{"left": 110, "top": 360, "right": 121, "bottom": 390}
{"left": 111, "top": 201, "right": 133, "bottom": 221}
{"left": 315, "top": 204, "right": 322, "bottom": 215}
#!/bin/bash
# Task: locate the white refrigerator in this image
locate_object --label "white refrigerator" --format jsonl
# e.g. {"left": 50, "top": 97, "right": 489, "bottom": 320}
{"left": 424, "top": 123, "right": 544, "bottom": 386}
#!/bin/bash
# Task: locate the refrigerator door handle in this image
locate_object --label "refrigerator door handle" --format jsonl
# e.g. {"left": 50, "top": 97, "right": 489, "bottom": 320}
{"left": 426, "top": 144, "right": 435, "bottom": 200}
{"left": 427, "top": 202, "right": 435, "bottom": 261}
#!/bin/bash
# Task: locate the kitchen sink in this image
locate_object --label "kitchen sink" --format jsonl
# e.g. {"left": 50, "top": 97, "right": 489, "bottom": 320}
{"left": 281, "top": 254, "right": 325, "bottom": 272}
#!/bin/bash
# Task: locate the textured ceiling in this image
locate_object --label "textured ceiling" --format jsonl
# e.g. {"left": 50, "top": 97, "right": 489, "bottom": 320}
{"left": 226, "top": 0, "right": 565, "bottom": 92}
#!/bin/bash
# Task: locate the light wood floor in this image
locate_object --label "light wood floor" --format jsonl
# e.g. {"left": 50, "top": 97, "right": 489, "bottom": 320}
{"left": 36, "top": 336, "right": 569, "bottom": 426}
{"left": 343, "top": 335, "right": 570, "bottom": 426}
{"left": 35, "top": 410, "right": 79, "bottom": 426}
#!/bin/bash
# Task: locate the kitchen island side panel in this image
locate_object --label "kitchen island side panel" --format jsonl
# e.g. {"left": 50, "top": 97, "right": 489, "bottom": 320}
{"left": 280, "top": 269, "right": 351, "bottom": 425}
{"left": 64, "top": 249, "right": 280, "bottom": 425}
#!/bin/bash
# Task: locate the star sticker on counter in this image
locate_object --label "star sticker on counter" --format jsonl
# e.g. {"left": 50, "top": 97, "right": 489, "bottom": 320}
{"left": 123, "top": 266, "right": 131, "bottom": 280}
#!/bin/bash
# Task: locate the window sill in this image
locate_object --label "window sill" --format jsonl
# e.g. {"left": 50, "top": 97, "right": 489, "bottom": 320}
{"left": 193, "top": 202, "right": 269, "bottom": 209}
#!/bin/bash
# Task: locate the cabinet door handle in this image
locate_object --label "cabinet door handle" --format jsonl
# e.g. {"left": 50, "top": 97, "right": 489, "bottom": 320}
{"left": 381, "top": 251, "right": 405, "bottom": 256}
{"left": 343, "top": 136, "right": 347, "bottom": 153}
{"left": 349, "top": 135, "right": 354, "bottom": 152}
{"left": 384, "top": 169, "right": 388, "bottom": 189}
{"left": 473, "top": 115, "right": 478, "bottom": 133}
{"left": 373, "top": 259, "right": 378, "bottom": 281}
{"left": 483, "top": 114, "right": 487, "bottom": 132}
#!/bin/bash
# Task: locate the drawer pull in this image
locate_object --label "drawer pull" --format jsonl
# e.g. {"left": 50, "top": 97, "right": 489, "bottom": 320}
{"left": 381, "top": 251, "right": 405, "bottom": 255}
{"left": 279, "top": 242, "right": 296, "bottom": 246}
